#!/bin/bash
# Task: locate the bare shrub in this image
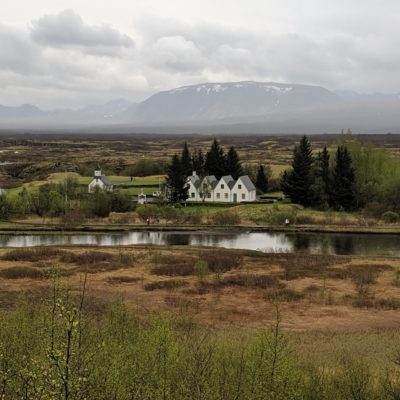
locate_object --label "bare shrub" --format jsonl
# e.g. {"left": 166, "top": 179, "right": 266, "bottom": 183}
{"left": 151, "top": 264, "right": 195, "bottom": 276}
{"left": 211, "top": 274, "right": 284, "bottom": 289}
{"left": 374, "top": 298, "right": 400, "bottom": 310}
{"left": 2, "top": 247, "right": 63, "bottom": 262}
{"left": 264, "top": 288, "right": 305, "bottom": 302}
{"left": 0, "top": 266, "right": 44, "bottom": 279}
{"left": 347, "top": 264, "right": 392, "bottom": 285}
{"left": 61, "top": 251, "right": 136, "bottom": 270}
{"left": 352, "top": 281, "right": 375, "bottom": 308}
{"left": 60, "top": 210, "right": 88, "bottom": 224}
{"left": 61, "top": 251, "right": 114, "bottom": 264}
{"left": 106, "top": 276, "right": 141, "bottom": 284}
{"left": 273, "top": 253, "right": 351, "bottom": 280}
{"left": 144, "top": 279, "right": 188, "bottom": 291}
{"left": 200, "top": 250, "right": 242, "bottom": 274}
{"left": 212, "top": 210, "right": 241, "bottom": 225}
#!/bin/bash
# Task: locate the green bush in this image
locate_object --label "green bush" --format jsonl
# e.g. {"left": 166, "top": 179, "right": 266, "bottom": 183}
{"left": 382, "top": 211, "right": 399, "bottom": 223}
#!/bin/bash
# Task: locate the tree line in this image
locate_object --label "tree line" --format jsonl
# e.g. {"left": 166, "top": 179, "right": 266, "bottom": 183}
{"left": 166, "top": 139, "right": 270, "bottom": 203}
{"left": 281, "top": 136, "right": 357, "bottom": 211}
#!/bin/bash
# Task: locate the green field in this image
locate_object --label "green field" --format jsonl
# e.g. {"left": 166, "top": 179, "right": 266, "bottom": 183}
{"left": 6, "top": 173, "right": 165, "bottom": 198}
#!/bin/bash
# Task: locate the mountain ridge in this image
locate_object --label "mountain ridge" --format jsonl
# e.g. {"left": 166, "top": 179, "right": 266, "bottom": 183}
{"left": 1, "top": 81, "right": 400, "bottom": 133}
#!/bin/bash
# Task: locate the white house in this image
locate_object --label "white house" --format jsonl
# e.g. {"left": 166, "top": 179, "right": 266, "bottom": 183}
{"left": 88, "top": 168, "right": 114, "bottom": 193}
{"left": 187, "top": 171, "right": 256, "bottom": 203}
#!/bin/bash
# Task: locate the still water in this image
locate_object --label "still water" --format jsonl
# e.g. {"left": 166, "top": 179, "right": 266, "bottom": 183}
{"left": 0, "top": 231, "right": 399, "bottom": 257}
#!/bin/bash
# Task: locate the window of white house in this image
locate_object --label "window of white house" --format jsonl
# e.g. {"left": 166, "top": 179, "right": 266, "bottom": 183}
{"left": 224, "top": 193, "right": 228, "bottom": 199}
{"left": 242, "top": 193, "right": 246, "bottom": 199}
{"left": 191, "top": 192, "right": 195, "bottom": 198}
{"left": 221, "top": 184, "right": 224, "bottom": 189}
{"left": 238, "top": 184, "right": 242, "bottom": 189}
{"left": 216, "top": 193, "right": 220, "bottom": 199}
{"left": 203, "top": 183, "right": 207, "bottom": 190}
{"left": 207, "top": 193, "right": 211, "bottom": 198}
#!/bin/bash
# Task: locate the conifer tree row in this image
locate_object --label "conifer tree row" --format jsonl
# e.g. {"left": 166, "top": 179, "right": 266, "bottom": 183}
{"left": 281, "top": 136, "right": 357, "bottom": 211}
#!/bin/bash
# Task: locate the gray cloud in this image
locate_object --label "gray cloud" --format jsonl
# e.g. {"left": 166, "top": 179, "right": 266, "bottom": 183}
{"left": 30, "top": 9, "right": 134, "bottom": 48}
{"left": 0, "top": 4, "right": 400, "bottom": 108}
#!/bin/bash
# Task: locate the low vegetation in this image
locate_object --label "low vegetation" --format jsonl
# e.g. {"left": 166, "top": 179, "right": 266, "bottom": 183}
{"left": 0, "top": 287, "right": 400, "bottom": 400}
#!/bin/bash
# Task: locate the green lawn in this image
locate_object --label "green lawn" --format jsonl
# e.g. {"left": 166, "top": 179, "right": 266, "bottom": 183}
{"left": 6, "top": 173, "right": 165, "bottom": 198}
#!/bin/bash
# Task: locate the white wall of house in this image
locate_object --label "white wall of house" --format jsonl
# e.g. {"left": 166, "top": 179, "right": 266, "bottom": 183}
{"left": 188, "top": 180, "right": 200, "bottom": 201}
{"left": 88, "top": 178, "right": 113, "bottom": 193}
{"left": 213, "top": 180, "right": 232, "bottom": 203}
{"left": 186, "top": 172, "right": 256, "bottom": 203}
{"left": 231, "top": 178, "right": 256, "bottom": 203}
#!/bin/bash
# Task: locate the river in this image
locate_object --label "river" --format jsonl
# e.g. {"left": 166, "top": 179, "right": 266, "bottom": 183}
{"left": 0, "top": 230, "right": 399, "bottom": 257}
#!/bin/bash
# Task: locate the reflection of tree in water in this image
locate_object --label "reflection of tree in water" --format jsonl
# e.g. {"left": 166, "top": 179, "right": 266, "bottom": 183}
{"left": 291, "top": 235, "right": 311, "bottom": 251}
{"left": 164, "top": 233, "right": 190, "bottom": 246}
{"left": 332, "top": 235, "right": 354, "bottom": 255}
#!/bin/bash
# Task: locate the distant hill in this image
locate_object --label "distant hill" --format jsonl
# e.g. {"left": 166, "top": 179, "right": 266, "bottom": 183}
{"left": 134, "top": 82, "right": 339, "bottom": 122}
{"left": 1, "top": 81, "right": 400, "bottom": 134}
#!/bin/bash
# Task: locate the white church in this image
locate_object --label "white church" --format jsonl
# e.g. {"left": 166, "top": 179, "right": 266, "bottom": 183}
{"left": 187, "top": 172, "right": 256, "bottom": 203}
{"left": 88, "top": 167, "right": 114, "bottom": 193}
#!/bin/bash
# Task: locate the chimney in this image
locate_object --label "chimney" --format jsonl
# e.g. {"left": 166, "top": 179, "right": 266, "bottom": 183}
{"left": 192, "top": 171, "right": 197, "bottom": 176}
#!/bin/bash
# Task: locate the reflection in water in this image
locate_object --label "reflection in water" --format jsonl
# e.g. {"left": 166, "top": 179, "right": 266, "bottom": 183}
{"left": 0, "top": 231, "right": 399, "bottom": 257}
{"left": 333, "top": 236, "right": 354, "bottom": 255}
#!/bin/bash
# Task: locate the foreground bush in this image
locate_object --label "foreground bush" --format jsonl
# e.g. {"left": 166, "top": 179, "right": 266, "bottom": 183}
{"left": 0, "top": 287, "right": 398, "bottom": 400}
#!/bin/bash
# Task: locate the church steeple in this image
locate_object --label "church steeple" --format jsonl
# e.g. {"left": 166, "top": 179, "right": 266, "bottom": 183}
{"left": 94, "top": 164, "right": 102, "bottom": 177}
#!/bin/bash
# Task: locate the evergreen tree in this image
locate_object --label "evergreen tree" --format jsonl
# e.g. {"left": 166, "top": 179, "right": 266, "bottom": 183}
{"left": 165, "top": 154, "right": 188, "bottom": 204}
{"left": 256, "top": 165, "right": 269, "bottom": 193}
{"left": 180, "top": 142, "right": 192, "bottom": 177}
{"left": 225, "top": 146, "right": 243, "bottom": 179}
{"left": 281, "top": 136, "right": 314, "bottom": 206}
{"left": 205, "top": 139, "right": 226, "bottom": 179}
{"left": 192, "top": 149, "right": 205, "bottom": 175}
{"left": 309, "top": 146, "right": 330, "bottom": 209}
{"left": 331, "top": 145, "right": 357, "bottom": 211}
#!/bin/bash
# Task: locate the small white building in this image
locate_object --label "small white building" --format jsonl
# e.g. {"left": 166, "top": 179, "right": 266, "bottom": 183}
{"left": 187, "top": 172, "right": 256, "bottom": 203}
{"left": 88, "top": 168, "right": 113, "bottom": 193}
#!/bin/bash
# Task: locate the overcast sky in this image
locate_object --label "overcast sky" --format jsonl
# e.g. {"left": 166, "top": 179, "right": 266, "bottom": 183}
{"left": 1, "top": 0, "right": 400, "bottom": 108}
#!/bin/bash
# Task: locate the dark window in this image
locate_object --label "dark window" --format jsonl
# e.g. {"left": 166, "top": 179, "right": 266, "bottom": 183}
{"left": 238, "top": 184, "right": 242, "bottom": 189}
